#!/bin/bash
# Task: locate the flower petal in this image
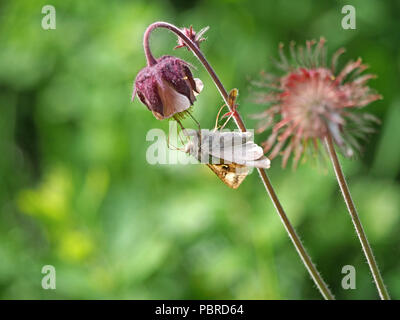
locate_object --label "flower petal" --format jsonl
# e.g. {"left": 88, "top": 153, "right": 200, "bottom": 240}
{"left": 157, "top": 80, "right": 191, "bottom": 119}
{"left": 194, "top": 78, "right": 204, "bottom": 96}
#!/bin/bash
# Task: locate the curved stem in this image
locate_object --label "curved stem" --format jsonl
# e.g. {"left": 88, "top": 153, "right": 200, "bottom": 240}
{"left": 325, "top": 131, "right": 390, "bottom": 300}
{"left": 143, "top": 21, "right": 334, "bottom": 300}
{"left": 143, "top": 24, "right": 157, "bottom": 66}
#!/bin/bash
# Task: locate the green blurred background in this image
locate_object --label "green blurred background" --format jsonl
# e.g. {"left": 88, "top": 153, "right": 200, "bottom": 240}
{"left": 0, "top": 0, "right": 399, "bottom": 299}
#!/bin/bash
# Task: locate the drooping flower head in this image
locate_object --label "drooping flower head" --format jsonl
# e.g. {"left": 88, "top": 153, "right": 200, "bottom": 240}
{"left": 133, "top": 55, "right": 203, "bottom": 120}
{"left": 252, "top": 38, "right": 382, "bottom": 168}
{"left": 133, "top": 25, "right": 209, "bottom": 120}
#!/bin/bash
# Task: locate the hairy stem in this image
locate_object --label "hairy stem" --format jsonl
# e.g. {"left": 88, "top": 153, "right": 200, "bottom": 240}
{"left": 325, "top": 131, "right": 390, "bottom": 300}
{"left": 143, "top": 21, "right": 334, "bottom": 300}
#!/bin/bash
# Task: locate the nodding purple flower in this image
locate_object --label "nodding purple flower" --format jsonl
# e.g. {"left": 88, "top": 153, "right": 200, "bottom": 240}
{"left": 133, "top": 55, "right": 203, "bottom": 120}
{"left": 251, "top": 38, "right": 382, "bottom": 168}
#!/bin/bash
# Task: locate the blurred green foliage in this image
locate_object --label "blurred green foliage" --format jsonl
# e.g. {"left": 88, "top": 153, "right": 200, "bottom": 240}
{"left": 0, "top": 0, "right": 399, "bottom": 299}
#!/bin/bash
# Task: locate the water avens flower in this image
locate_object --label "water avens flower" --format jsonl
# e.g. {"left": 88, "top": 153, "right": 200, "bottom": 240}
{"left": 133, "top": 22, "right": 334, "bottom": 299}
{"left": 133, "top": 55, "right": 203, "bottom": 120}
{"left": 252, "top": 38, "right": 382, "bottom": 168}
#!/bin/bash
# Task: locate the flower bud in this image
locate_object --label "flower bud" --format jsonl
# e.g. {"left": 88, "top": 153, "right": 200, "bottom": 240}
{"left": 175, "top": 25, "right": 209, "bottom": 51}
{"left": 133, "top": 55, "right": 203, "bottom": 120}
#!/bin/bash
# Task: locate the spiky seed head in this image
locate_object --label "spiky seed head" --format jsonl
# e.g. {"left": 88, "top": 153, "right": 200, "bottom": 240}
{"left": 252, "top": 38, "right": 381, "bottom": 168}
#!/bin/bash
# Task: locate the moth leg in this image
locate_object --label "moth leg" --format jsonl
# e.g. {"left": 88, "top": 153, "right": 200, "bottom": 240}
{"left": 186, "top": 110, "right": 202, "bottom": 144}
{"left": 166, "top": 130, "right": 180, "bottom": 151}
{"left": 173, "top": 116, "right": 188, "bottom": 147}
{"left": 174, "top": 116, "right": 185, "bottom": 131}
{"left": 187, "top": 110, "right": 201, "bottom": 131}
{"left": 166, "top": 126, "right": 185, "bottom": 151}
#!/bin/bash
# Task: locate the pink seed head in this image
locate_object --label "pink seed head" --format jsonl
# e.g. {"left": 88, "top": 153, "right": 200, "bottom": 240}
{"left": 252, "top": 38, "right": 382, "bottom": 168}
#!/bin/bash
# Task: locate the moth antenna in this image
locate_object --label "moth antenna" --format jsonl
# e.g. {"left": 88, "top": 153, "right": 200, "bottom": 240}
{"left": 167, "top": 131, "right": 178, "bottom": 150}
{"left": 178, "top": 131, "right": 186, "bottom": 146}
{"left": 219, "top": 113, "right": 234, "bottom": 131}
{"left": 167, "top": 138, "right": 184, "bottom": 152}
{"left": 173, "top": 116, "right": 186, "bottom": 131}
{"left": 214, "top": 102, "right": 228, "bottom": 131}
{"left": 187, "top": 110, "right": 201, "bottom": 131}
{"left": 172, "top": 116, "right": 189, "bottom": 147}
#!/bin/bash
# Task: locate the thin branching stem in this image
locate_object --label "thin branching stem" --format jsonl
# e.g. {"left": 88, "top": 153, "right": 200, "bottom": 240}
{"left": 143, "top": 21, "right": 334, "bottom": 300}
{"left": 324, "top": 131, "right": 390, "bottom": 300}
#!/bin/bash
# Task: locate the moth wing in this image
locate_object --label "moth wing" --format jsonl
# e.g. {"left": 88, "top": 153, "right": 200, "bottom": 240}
{"left": 208, "top": 140, "right": 265, "bottom": 164}
{"left": 241, "top": 156, "right": 271, "bottom": 169}
{"left": 220, "top": 143, "right": 271, "bottom": 168}
{"left": 223, "top": 131, "right": 252, "bottom": 146}
{"left": 201, "top": 131, "right": 252, "bottom": 150}
{"left": 203, "top": 132, "right": 253, "bottom": 159}
{"left": 206, "top": 163, "right": 249, "bottom": 189}
{"left": 190, "top": 131, "right": 270, "bottom": 169}
{"left": 235, "top": 141, "right": 265, "bottom": 161}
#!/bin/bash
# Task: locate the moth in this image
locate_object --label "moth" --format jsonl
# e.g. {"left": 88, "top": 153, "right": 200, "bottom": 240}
{"left": 183, "top": 130, "right": 270, "bottom": 189}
